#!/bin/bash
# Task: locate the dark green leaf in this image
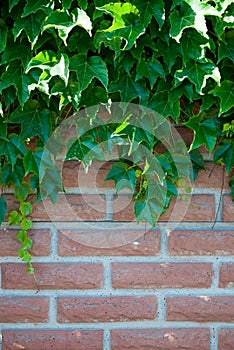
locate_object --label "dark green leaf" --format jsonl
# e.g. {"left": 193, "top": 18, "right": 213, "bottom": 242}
{"left": 214, "top": 139, "right": 234, "bottom": 174}
{"left": 181, "top": 29, "right": 208, "bottom": 65}
{"left": 105, "top": 162, "right": 136, "bottom": 192}
{"left": 0, "top": 21, "right": 7, "bottom": 53}
{"left": 0, "top": 134, "right": 26, "bottom": 169}
{"left": 133, "top": 0, "right": 165, "bottom": 29}
{"left": 0, "top": 197, "right": 7, "bottom": 224}
{"left": 136, "top": 58, "right": 165, "bottom": 89}
{"left": 22, "top": 0, "right": 54, "bottom": 17}
{"left": 210, "top": 80, "right": 234, "bottom": 115}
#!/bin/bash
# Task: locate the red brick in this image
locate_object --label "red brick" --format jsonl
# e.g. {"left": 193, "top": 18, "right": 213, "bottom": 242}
{"left": 112, "top": 263, "right": 212, "bottom": 289}
{"left": 58, "top": 229, "right": 160, "bottom": 256}
{"left": 219, "top": 264, "right": 234, "bottom": 288}
{"left": 168, "top": 230, "right": 234, "bottom": 256}
{"left": 62, "top": 161, "right": 114, "bottom": 188}
{"left": 194, "top": 162, "right": 231, "bottom": 190}
{"left": 57, "top": 296, "right": 157, "bottom": 323}
{"left": 111, "top": 328, "right": 210, "bottom": 350}
{"left": 113, "top": 195, "right": 215, "bottom": 222}
{"left": 218, "top": 328, "right": 234, "bottom": 350}
{"left": 4, "top": 193, "right": 106, "bottom": 221}
{"left": 2, "top": 330, "right": 102, "bottom": 350}
{"left": 223, "top": 195, "right": 234, "bottom": 222}
{"left": 2, "top": 263, "right": 103, "bottom": 290}
{"left": 167, "top": 296, "right": 234, "bottom": 322}
{"left": 0, "top": 229, "right": 50, "bottom": 256}
{"left": 0, "top": 298, "right": 48, "bottom": 323}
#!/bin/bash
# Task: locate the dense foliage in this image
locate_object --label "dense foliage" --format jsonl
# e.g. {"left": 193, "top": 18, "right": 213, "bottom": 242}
{"left": 0, "top": 0, "right": 233, "bottom": 271}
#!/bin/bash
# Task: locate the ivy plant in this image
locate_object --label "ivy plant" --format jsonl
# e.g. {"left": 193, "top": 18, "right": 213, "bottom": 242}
{"left": 0, "top": 0, "right": 233, "bottom": 271}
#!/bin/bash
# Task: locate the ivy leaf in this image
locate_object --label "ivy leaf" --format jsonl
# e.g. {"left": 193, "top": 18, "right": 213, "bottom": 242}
{"left": 180, "top": 29, "right": 209, "bottom": 65}
{"left": 24, "top": 150, "right": 39, "bottom": 175}
{"left": 43, "top": 8, "right": 92, "bottom": 45}
{"left": 22, "top": 0, "right": 54, "bottom": 17}
{"left": 132, "top": 0, "right": 165, "bottom": 29}
{"left": 105, "top": 162, "right": 136, "bottom": 193}
{"left": 169, "top": 2, "right": 196, "bottom": 42}
{"left": 175, "top": 60, "right": 221, "bottom": 94}
{"left": 214, "top": 139, "right": 234, "bottom": 174}
{"left": 0, "top": 21, "right": 7, "bottom": 53}
{"left": 0, "top": 134, "right": 26, "bottom": 169}
{"left": 62, "top": 0, "right": 74, "bottom": 9}
{"left": 26, "top": 51, "right": 70, "bottom": 86}
{"left": 9, "top": 0, "right": 21, "bottom": 12}
{"left": 184, "top": 114, "right": 217, "bottom": 152}
{"left": 70, "top": 54, "right": 108, "bottom": 91}
{"left": 110, "top": 74, "right": 149, "bottom": 105}
{"left": 134, "top": 196, "right": 164, "bottom": 226}
{"left": 0, "top": 197, "right": 7, "bottom": 224}
{"left": 13, "top": 10, "right": 47, "bottom": 47}
{"left": 8, "top": 100, "right": 52, "bottom": 143}
{"left": 0, "top": 60, "right": 37, "bottom": 105}
{"left": 96, "top": 2, "right": 145, "bottom": 52}
{"left": 218, "top": 33, "right": 234, "bottom": 63}
{"left": 136, "top": 58, "right": 165, "bottom": 89}
{"left": 210, "top": 80, "right": 234, "bottom": 115}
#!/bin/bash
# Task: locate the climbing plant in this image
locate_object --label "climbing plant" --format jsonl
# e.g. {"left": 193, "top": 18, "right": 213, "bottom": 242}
{"left": 0, "top": 0, "right": 234, "bottom": 272}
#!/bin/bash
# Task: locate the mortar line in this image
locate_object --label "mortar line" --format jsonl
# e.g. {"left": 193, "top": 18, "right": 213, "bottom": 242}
{"left": 210, "top": 326, "right": 218, "bottom": 350}
{"left": 105, "top": 193, "right": 114, "bottom": 221}
{"left": 103, "top": 329, "right": 111, "bottom": 350}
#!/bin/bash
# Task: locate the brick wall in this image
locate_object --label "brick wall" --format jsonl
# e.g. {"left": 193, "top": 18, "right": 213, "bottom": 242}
{"left": 0, "top": 161, "right": 234, "bottom": 350}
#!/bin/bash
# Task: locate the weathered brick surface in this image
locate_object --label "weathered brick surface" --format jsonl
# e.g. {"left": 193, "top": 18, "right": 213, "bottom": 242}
{"left": 113, "top": 195, "right": 215, "bottom": 222}
{"left": 58, "top": 229, "right": 160, "bottom": 256}
{"left": 2, "top": 330, "right": 103, "bottom": 350}
{"left": 218, "top": 328, "right": 234, "bottom": 350}
{"left": 57, "top": 296, "right": 157, "bottom": 323}
{"left": 167, "top": 296, "right": 234, "bottom": 322}
{"left": 111, "top": 328, "right": 210, "bottom": 350}
{"left": 219, "top": 264, "right": 234, "bottom": 288}
{"left": 112, "top": 263, "right": 212, "bottom": 288}
{"left": 2, "top": 263, "right": 103, "bottom": 289}
{"left": 223, "top": 195, "right": 234, "bottom": 221}
{"left": 0, "top": 298, "right": 48, "bottom": 323}
{"left": 0, "top": 229, "right": 50, "bottom": 256}
{"left": 168, "top": 230, "right": 234, "bottom": 255}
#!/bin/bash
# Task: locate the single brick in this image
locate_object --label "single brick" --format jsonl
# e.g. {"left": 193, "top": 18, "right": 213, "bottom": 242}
{"left": 111, "top": 328, "right": 210, "bottom": 350}
{"left": 112, "top": 263, "right": 212, "bottom": 289}
{"left": 167, "top": 296, "right": 234, "bottom": 322}
{"left": 2, "top": 263, "right": 103, "bottom": 289}
{"left": 223, "top": 195, "right": 234, "bottom": 222}
{"left": 194, "top": 163, "right": 231, "bottom": 190}
{"left": 0, "top": 298, "right": 48, "bottom": 323}
{"left": 58, "top": 229, "right": 160, "bottom": 256}
{"left": 113, "top": 195, "right": 215, "bottom": 222}
{"left": 2, "top": 330, "right": 102, "bottom": 350}
{"left": 168, "top": 230, "right": 234, "bottom": 256}
{"left": 0, "top": 229, "right": 50, "bottom": 256}
{"left": 4, "top": 193, "right": 106, "bottom": 221}
{"left": 62, "top": 160, "right": 115, "bottom": 188}
{"left": 57, "top": 296, "right": 157, "bottom": 323}
{"left": 219, "top": 264, "right": 234, "bottom": 288}
{"left": 218, "top": 328, "right": 234, "bottom": 350}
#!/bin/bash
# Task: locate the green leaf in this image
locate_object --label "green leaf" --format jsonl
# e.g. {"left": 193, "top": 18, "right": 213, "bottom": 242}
{"left": 0, "top": 134, "right": 26, "bottom": 169}
{"left": 169, "top": 2, "right": 196, "bottom": 42}
{"left": 210, "top": 80, "right": 234, "bottom": 115}
{"left": 8, "top": 211, "right": 22, "bottom": 225}
{"left": 27, "top": 51, "right": 70, "bottom": 85}
{"left": 70, "top": 54, "right": 108, "bottom": 91}
{"left": 110, "top": 74, "right": 149, "bottom": 105}
{"left": 9, "top": 0, "right": 21, "bottom": 12}
{"left": 136, "top": 58, "right": 165, "bottom": 89}
{"left": 175, "top": 60, "right": 221, "bottom": 94}
{"left": 8, "top": 100, "right": 52, "bottom": 143}
{"left": 134, "top": 196, "right": 163, "bottom": 226}
{"left": 180, "top": 29, "right": 209, "bottom": 65}
{"left": 43, "top": 8, "right": 92, "bottom": 45}
{"left": 105, "top": 162, "right": 136, "bottom": 192}
{"left": 14, "top": 182, "right": 31, "bottom": 202}
{"left": 13, "top": 10, "right": 47, "bottom": 47}
{"left": 214, "top": 139, "right": 234, "bottom": 174}
{"left": 132, "top": 0, "right": 165, "bottom": 29}
{"left": 22, "top": 0, "right": 54, "bottom": 17}
{"left": 20, "top": 202, "right": 33, "bottom": 217}
{"left": 62, "top": 0, "right": 74, "bottom": 9}
{"left": 0, "top": 21, "right": 7, "bottom": 53}
{"left": 24, "top": 150, "right": 39, "bottom": 176}
{"left": 21, "top": 218, "right": 33, "bottom": 230}
{"left": 185, "top": 114, "right": 217, "bottom": 152}
{"left": 218, "top": 32, "right": 234, "bottom": 63}
{"left": 0, "top": 197, "right": 7, "bottom": 224}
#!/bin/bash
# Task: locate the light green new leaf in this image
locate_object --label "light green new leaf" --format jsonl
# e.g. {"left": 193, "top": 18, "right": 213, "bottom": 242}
{"left": 70, "top": 54, "right": 108, "bottom": 91}
{"left": 185, "top": 115, "right": 217, "bottom": 152}
{"left": 210, "top": 80, "right": 234, "bottom": 115}
{"left": 22, "top": 0, "right": 54, "bottom": 17}
{"left": 13, "top": 11, "right": 47, "bottom": 47}
{"left": 43, "top": 8, "right": 92, "bottom": 44}
{"left": 214, "top": 139, "right": 234, "bottom": 174}
{"left": 0, "top": 197, "right": 7, "bottom": 224}
{"left": 136, "top": 59, "right": 165, "bottom": 89}
{"left": 27, "top": 51, "right": 69, "bottom": 85}
{"left": 96, "top": 2, "right": 145, "bottom": 51}
{"left": 8, "top": 100, "right": 52, "bottom": 143}
{"left": 175, "top": 60, "right": 221, "bottom": 94}
{"left": 132, "top": 0, "right": 165, "bottom": 29}
{"left": 0, "top": 22, "right": 7, "bottom": 53}
{"left": 105, "top": 162, "right": 136, "bottom": 193}
{"left": 110, "top": 74, "right": 149, "bottom": 105}
{"left": 0, "top": 134, "right": 26, "bottom": 169}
